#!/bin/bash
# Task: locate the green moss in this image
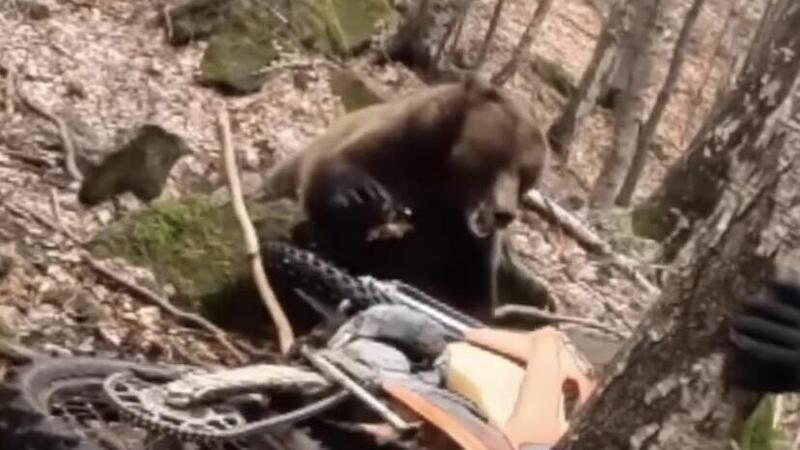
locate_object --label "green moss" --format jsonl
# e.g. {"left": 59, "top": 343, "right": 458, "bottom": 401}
{"left": 292, "top": 0, "right": 395, "bottom": 57}
{"left": 199, "top": 2, "right": 279, "bottom": 95}
{"left": 630, "top": 203, "right": 678, "bottom": 242}
{"left": 737, "top": 396, "right": 791, "bottom": 450}
{"left": 532, "top": 57, "right": 577, "bottom": 98}
{"left": 588, "top": 207, "right": 661, "bottom": 261}
{"left": 329, "top": 68, "right": 384, "bottom": 112}
{"left": 87, "top": 197, "right": 302, "bottom": 315}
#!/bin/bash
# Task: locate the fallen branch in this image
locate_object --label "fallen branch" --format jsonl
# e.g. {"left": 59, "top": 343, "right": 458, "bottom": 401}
{"left": 217, "top": 106, "right": 295, "bottom": 356}
{"left": 0, "top": 338, "right": 43, "bottom": 363}
{"left": 2, "top": 200, "right": 248, "bottom": 364}
{"left": 4, "top": 201, "right": 83, "bottom": 244}
{"left": 16, "top": 87, "right": 83, "bottom": 182}
{"left": 4, "top": 68, "right": 13, "bottom": 117}
{"left": 84, "top": 255, "right": 248, "bottom": 364}
{"left": 493, "top": 304, "right": 627, "bottom": 339}
{"left": 0, "top": 149, "right": 55, "bottom": 168}
{"left": 523, "top": 189, "right": 660, "bottom": 295}
{"left": 49, "top": 188, "right": 63, "bottom": 230}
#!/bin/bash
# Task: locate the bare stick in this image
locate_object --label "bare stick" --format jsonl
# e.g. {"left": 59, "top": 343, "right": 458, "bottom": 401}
{"left": 493, "top": 304, "right": 627, "bottom": 339}
{"left": 162, "top": 5, "right": 174, "bottom": 42}
{"left": 301, "top": 346, "right": 413, "bottom": 431}
{"left": 492, "top": 0, "right": 554, "bottom": 85}
{"left": 84, "top": 255, "right": 248, "bottom": 364}
{"left": 471, "top": 0, "right": 507, "bottom": 69}
{"left": 50, "top": 188, "right": 63, "bottom": 229}
{"left": 16, "top": 88, "right": 83, "bottom": 182}
{"left": 523, "top": 189, "right": 660, "bottom": 295}
{"left": 0, "top": 338, "right": 43, "bottom": 363}
{"left": 217, "top": 106, "right": 295, "bottom": 356}
{"left": 263, "top": 2, "right": 289, "bottom": 27}
{"left": 4, "top": 201, "right": 83, "bottom": 244}
{"left": 448, "top": 0, "right": 471, "bottom": 54}
{"left": 1, "top": 149, "right": 54, "bottom": 168}
{"left": 4, "top": 68, "right": 13, "bottom": 117}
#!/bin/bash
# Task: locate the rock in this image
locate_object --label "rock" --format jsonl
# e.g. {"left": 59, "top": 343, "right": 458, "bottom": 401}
{"left": 78, "top": 124, "right": 192, "bottom": 207}
{"left": 86, "top": 196, "right": 305, "bottom": 335}
{"left": 630, "top": 202, "right": 679, "bottom": 242}
{"left": 209, "top": 171, "right": 265, "bottom": 206}
{"left": 329, "top": 67, "right": 385, "bottom": 112}
{"left": 17, "top": 1, "right": 51, "bottom": 20}
{"left": 382, "top": 0, "right": 462, "bottom": 77}
{"left": 198, "top": 1, "right": 280, "bottom": 95}
{"left": 165, "top": 0, "right": 236, "bottom": 46}
{"left": 292, "top": 0, "right": 395, "bottom": 57}
{"left": 587, "top": 207, "right": 662, "bottom": 262}
{"left": 530, "top": 56, "right": 577, "bottom": 99}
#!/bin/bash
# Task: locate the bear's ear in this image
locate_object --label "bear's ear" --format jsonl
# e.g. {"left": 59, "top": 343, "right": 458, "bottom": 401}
{"left": 461, "top": 72, "right": 501, "bottom": 101}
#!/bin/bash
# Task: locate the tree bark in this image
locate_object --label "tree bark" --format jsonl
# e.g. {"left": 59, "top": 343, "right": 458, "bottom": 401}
{"left": 679, "top": 0, "right": 741, "bottom": 148}
{"left": 556, "top": 2, "right": 800, "bottom": 447}
{"left": 590, "top": 0, "right": 664, "bottom": 207}
{"left": 491, "top": 0, "right": 555, "bottom": 85}
{"left": 546, "top": 0, "right": 632, "bottom": 161}
{"left": 384, "top": 0, "right": 475, "bottom": 80}
{"left": 615, "top": 0, "right": 708, "bottom": 206}
{"left": 470, "top": 0, "right": 507, "bottom": 69}
{"left": 631, "top": 0, "right": 798, "bottom": 263}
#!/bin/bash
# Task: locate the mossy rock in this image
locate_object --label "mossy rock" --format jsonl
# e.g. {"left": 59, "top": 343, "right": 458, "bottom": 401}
{"left": 199, "top": 1, "right": 281, "bottom": 95}
{"left": 587, "top": 207, "right": 661, "bottom": 262}
{"left": 531, "top": 57, "right": 577, "bottom": 99}
{"left": 329, "top": 68, "right": 385, "bottom": 112}
{"left": 166, "top": 0, "right": 236, "bottom": 46}
{"left": 292, "top": 0, "right": 395, "bottom": 57}
{"left": 630, "top": 203, "right": 679, "bottom": 242}
{"left": 87, "top": 196, "right": 304, "bottom": 321}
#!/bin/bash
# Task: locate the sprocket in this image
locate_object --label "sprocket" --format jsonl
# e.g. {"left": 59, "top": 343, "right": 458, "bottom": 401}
{"left": 103, "top": 369, "right": 348, "bottom": 443}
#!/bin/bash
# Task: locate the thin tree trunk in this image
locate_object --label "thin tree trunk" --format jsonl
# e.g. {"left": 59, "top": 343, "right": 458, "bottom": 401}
{"left": 555, "top": 3, "right": 800, "bottom": 447}
{"left": 631, "top": 0, "right": 792, "bottom": 263}
{"left": 492, "top": 0, "right": 555, "bottom": 85}
{"left": 615, "top": 0, "right": 708, "bottom": 206}
{"left": 546, "top": 0, "right": 632, "bottom": 161}
{"left": 590, "top": 0, "right": 664, "bottom": 207}
{"left": 471, "top": 0, "right": 507, "bottom": 69}
{"left": 679, "top": 0, "right": 740, "bottom": 148}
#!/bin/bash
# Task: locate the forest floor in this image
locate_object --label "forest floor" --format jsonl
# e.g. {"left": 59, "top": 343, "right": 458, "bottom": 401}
{"left": 0, "top": 0, "right": 797, "bottom": 442}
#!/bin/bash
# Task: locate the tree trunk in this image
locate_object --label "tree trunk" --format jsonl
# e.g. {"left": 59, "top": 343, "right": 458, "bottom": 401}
{"left": 615, "top": 0, "right": 708, "bottom": 207}
{"left": 679, "top": 0, "right": 741, "bottom": 148}
{"left": 470, "top": 0, "right": 507, "bottom": 69}
{"left": 492, "top": 0, "right": 555, "bottom": 85}
{"left": 590, "top": 0, "right": 664, "bottom": 207}
{"left": 546, "top": 0, "right": 632, "bottom": 161}
{"left": 384, "top": 0, "right": 475, "bottom": 80}
{"left": 631, "top": 0, "right": 797, "bottom": 263}
{"left": 556, "top": 2, "right": 800, "bottom": 447}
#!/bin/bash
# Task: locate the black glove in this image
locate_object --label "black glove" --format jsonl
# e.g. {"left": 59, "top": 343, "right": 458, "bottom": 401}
{"left": 728, "top": 280, "right": 800, "bottom": 393}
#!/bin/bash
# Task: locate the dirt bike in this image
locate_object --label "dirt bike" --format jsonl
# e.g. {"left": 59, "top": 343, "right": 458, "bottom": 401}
{"left": 0, "top": 242, "right": 597, "bottom": 450}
